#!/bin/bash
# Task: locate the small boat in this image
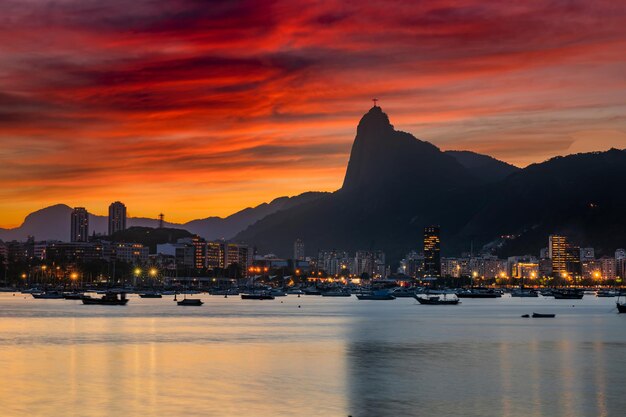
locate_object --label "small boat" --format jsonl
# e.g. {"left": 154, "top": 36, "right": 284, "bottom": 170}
{"left": 139, "top": 292, "right": 163, "bottom": 298}
{"left": 21, "top": 288, "right": 42, "bottom": 294}
{"left": 303, "top": 287, "right": 322, "bottom": 296}
{"left": 553, "top": 289, "right": 584, "bottom": 299}
{"left": 63, "top": 292, "right": 85, "bottom": 300}
{"left": 241, "top": 293, "right": 275, "bottom": 300}
{"left": 32, "top": 291, "right": 65, "bottom": 299}
{"left": 177, "top": 298, "right": 203, "bottom": 306}
{"left": 521, "top": 314, "right": 530, "bottom": 318}
{"left": 286, "top": 288, "right": 304, "bottom": 295}
{"left": 356, "top": 290, "right": 395, "bottom": 300}
{"left": 456, "top": 288, "right": 501, "bottom": 298}
{"left": 269, "top": 289, "right": 287, "bottom": 297}
{"left": 414, "top": 295, "right": 459, "bottom": 305}
{"left": 511, "top": 288, "right": 539, "bottom": 297}
{"left": 390, "top": 288, "right": 416, "bottom": 298}
{"left": 617, "top": 303, "right": 626, "bottom": 313}
{"left": 596, "top": 290, "right": 617, "bottom": 298}
{"left": 532, "top": 313, "right": 556, "bottom": 318}
{"left": 321, "top": 290, "right": 352, "bottom": 297}
{"left": 82, "top": 292, "right": 128, "bottom": 305}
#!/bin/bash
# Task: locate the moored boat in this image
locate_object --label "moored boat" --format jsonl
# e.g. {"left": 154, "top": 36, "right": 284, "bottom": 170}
{"left": 532, "top": 312, "right": 556, "bottom": 318}
{"left": 82, "top": 292, "right": 128, "bottom": 305}
{"left": 177, "top": 298, "right": 203, "bottom": 306}
{"left": 321, "top": 290, "right": 352, "bottom": 297}
{"left": 356, "top": 290, "right": 395, "bottom": 300}
{"left": 456, "top": 288, "right": 501, "bottom": 298}
{"left": 241, "top": 293, "right": 275, "bottom": 300}
{"left": 63, "top": 292, "right": 85, "bottom": 300}
{"left": 617, "top": 303, "right": 626, "bottom": 313}
{"left": 139, "top": 292, "right": 163, "bottom": 298}
{"left": 553, "top": 289, "right": 584, "bottom": 299}
{"left": 414, "top": 295, "right": 460, "bottom": 305}
{"left": 32, "top": 291, "right": 65, "bottom": 299}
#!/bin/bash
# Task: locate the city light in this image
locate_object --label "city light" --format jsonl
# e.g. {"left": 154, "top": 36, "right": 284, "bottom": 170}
{"left": 70, "top": 272, "right": 78, "bottom": 280}
{"left": 134, "top": 267, "right": 142, "bottom": 276}
{"left": 149, "top": 268, "right": 158, "bottom": 277}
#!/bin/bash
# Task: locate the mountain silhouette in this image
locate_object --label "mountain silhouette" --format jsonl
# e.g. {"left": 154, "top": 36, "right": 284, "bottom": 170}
{"left": 235, "top": 107, "right": 626, "bottom": 263}
{"left": 0, "top": 192, "right": 326, "bottom": 242}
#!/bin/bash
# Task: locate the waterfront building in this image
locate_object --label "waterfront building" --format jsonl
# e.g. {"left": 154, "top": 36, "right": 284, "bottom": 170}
{"left": 599, "top": 256, "right": 616, "bottom": 280}
{"left": 354, "top": 250, "right": 386, "bottom": 278}
{"left": 109, "top": 242, "right": 149, "bottom": 264}
{"left": 469, "top": 254, "right": 507, "bottom": 279}
{"left": 318, "top": 250, "right": 352, "bottom": 275}
{"left": 399, "top": 251, "right": 424, "bottom": 278}
{"left": 441, "top": 257, "right": 462, "bottom": 278}
{"left": 224, "top": 243, "right": 251, "bottom": 269}
{"left": 616, "top": 249, "right": 626, "bottom": 279}
{"left": 71, "top": 207, "right": 89, "bottom": 242}
{"left": 206, "top": 241, "right": 225, "bottom": 269}
{"left": 294, "top": 238, "right": 305, "bottom": 261}
{"left": 46, "top": 242, "right": 103, "bottom": 263}
{"left": 108, "top": 201, "right": 127, "bottom": 235}
{"left": 548, "top": 235, "right": 580, "bottom": 277}
{"left": 423, "top": 226, "right": 441, "bottom": 277}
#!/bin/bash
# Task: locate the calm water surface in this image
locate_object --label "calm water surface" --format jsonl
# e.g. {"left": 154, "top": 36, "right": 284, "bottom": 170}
{"left": 1, "top": 292, "right": 625, "bottom": 417}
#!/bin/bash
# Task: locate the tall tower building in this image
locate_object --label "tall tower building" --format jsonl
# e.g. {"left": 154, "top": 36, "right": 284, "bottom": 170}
{"left": 294, "top": 238, "right": 305, "bottom": 261}
{"left": 71, "top": 207, "right": 89, "bottom": 242}
{"left": 423, "top": 226, "right": 441, "bottom": 277}
{"left": 549, "top": 235, "right": 567, "bottom": 276}
{"left": 108, "top": 201, "right": 127, "bottom": 235}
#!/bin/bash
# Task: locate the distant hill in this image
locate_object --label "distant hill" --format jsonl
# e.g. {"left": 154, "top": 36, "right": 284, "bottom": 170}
{"left": 445, "top": 150, "right": 520, "bottom": 183}
{"left": 0, "top": 192, "right": 327, "bottom": 242}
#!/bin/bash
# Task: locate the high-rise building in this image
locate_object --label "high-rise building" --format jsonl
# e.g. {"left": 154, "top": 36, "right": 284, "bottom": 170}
{"left": 207, "top": 241, "right": 225, "bottom": 270}
{"left": 616, "top": 249, "right": 626, "bottom": 279}
{"left": 549, "top": 235, "right": 567, "bottom": 276}
{"left": 191, "top": 235, "right": 207, "bottom": 269}
{"left": 108, "top": 201, "right": 127, "bottom": 235}
{"left": 579, "top": 247, "right": 595, "bottom": 261}
{"left": 294, "top": 238, "right": 305, "bottom": 261}
{"left": 71, "top": 207, "right": 89, "bottom": 242}
{"left": 423, "top": 226, "right": 441, "bottom": 277}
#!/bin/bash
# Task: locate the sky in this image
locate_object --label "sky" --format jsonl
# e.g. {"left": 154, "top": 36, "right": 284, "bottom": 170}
{"left": 1, "top": 0, "right": 625, "bottom": 228}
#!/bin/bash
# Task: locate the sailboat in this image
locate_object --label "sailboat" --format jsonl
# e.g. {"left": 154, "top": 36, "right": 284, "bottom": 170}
{"left": 175, "top": 280, "right": 203, "bottom": 306}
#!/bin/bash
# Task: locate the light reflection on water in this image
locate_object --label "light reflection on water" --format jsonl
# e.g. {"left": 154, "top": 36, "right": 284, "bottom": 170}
{"left": 0, "top": 293, "right": 625, "bottom": 417}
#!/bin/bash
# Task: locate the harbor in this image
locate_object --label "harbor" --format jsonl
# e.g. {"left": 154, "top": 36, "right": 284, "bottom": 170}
{"left": 1, "top": 291, "right": 625, "bottom": 417}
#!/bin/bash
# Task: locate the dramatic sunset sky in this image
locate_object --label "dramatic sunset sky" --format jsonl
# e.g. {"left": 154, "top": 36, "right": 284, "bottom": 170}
{"left": 1, "top": 0, "right": 625, "bottom": 227}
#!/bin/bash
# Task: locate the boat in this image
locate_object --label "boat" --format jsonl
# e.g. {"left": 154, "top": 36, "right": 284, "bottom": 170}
{"left": 32, "top": 291, "right": 65, "bottom": 299}
{"left": 617, "top": 303, "right": 626, "bottom": 313}
{"left": 511, "top": 288, "right": 539, "bottom": 297}
{"left": 390, "top": 287, "right": 416, "bottom": 298}
{"left": 532, "top": 313, "right": 556, "bottom": 318}
{"left": 596, "top": 290, "right": 617, "bottom": 298}
{"left": 553, "top": 289, "right": 584, "bottom": 299}
{"left": 63, "top": 292, "right": 85, "bottom": 300}
{"left": 139, "top": 292, "right": 163, "bottom": 298}
{"left": 414, "top": 295, "right": 460, "bottom": 305}
{"left": 356, "top": 290, "right": 395, "bottom": 300}
{"left": 269, "top": 289, "right": 287, "bottom": 297}
{"left": 177, "top": 298, "right": 203, "bottom": 306}
{"left": 321, "top": 290, "right": 352, "bottom": 297}
{"left": 521, "top": 314, "right": 530, "bottom": 318}
{"left": 241, "top": 293, "right": 275, "bottom": 300}
{"left": 303, "top": 287, "right": 322, "bottom": 296}
{"left": 286, "top": 288, "right": 304, "bottom": 295}
{"left": 456, "top": 288, "right": 501, "bottom": 298}
{"left": 82, "top": 292, "right": 128, "bottom": 305}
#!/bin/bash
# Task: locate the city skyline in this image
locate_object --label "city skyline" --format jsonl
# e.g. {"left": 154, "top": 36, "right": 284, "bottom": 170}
{"left": 1, "top": 0, "right": 626, "bottom": 227}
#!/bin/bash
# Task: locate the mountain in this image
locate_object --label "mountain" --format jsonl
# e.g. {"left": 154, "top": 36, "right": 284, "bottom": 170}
{"left": 235, "top": 107, "right": 626, "bottom": 264}
{"left": 235, "top": 106, "right": 491, "bottom": 260}
{"left": 460, "top": 149, "right": 626, "bottom": 257}
{"left": 0, "top": 192, "right": 327, "bottom": 242}
{"left": 445, "top": 150, "right": 520, "bottom": 183}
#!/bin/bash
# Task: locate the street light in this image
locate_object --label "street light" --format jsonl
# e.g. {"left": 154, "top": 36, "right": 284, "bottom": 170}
{"left": 134, "top": 267, "right": 142, "bottom": 276}
{"left": 149, "top": 268, "right": 158, "bottom": 277}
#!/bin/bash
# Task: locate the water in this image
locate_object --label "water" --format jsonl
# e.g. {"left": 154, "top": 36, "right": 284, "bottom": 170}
{"left": 1, "top": 292, "right": 625, "bottom": 417}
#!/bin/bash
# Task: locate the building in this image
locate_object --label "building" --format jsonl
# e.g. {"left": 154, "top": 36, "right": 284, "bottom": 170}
{"left": 294, "top": 239, "right": 305, "bottom": 261}
{"left": 354, "top": 250, "right": 386, "bottom": 278}
{"left": 469, "top": 254, "right": 507, "bottom": 279}
{"left": 224, "top": 243, "right": 250, "bottom": 269}
{"left": 599, "top": 257, "right": 616, "bottom": 280}
{"left": 548, "top": 235, "right": 580, "bottom": 277}
{"left": 108, "top": 201, "right": 127, "bottom": 235}
{"left": 400, "top": 251, "right": 425, "bottom": 278}
{"left": 71, "top": 207, "right": 89, "bottom": 242}
{"left": 206, "top": 241, "right": 225, "bottom": 270}
{"left": 441, "top": 257, "right": 463, "bottom": 278}
{"left": 423, "top": 226, "right": 441, "bottom": 277}
{"left": 191, "top": 235, "right": 206, "bottom": 269}
{"left": 616, "top": 249, "right": 626, "bottom": 279}
{"left": 109, "top": 242, "right": 149, "bottom": 264}
{"left": 318, "top": 250, "right": 352, "bottom": 276}
{"left": 579, "top": 247, "right": 595, "bottom": 261}
{"left": 46, "top": 242, "right": 103, "bottom": 263}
